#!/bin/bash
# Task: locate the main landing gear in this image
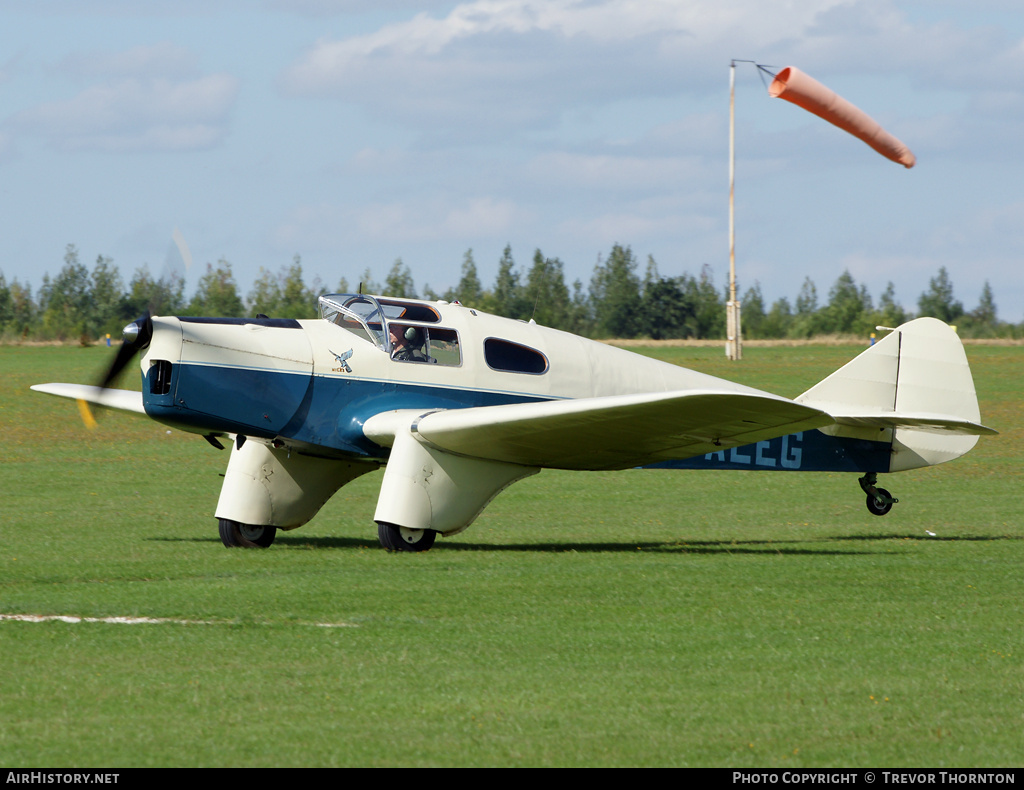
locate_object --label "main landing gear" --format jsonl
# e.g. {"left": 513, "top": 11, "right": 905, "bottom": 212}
{"left": 216, "top": 519, "right": 436, "bottom": 551}
{"left": 219, "top": 518, "right": 277, "bottom": 548}
{"left": 376, "top": 521, "right": 437, "bottom": 552}
{"left": 858, "top": 473, "right": 898, "bottom": 517}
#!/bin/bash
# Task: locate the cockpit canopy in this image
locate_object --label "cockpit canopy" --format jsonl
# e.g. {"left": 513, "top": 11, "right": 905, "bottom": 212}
{"left": 318, "top": 294, "right": 460, "bottom": 365}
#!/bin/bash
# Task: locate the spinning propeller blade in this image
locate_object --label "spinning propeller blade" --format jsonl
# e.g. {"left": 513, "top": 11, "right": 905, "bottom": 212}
{"left": 79, "top": 311, "right": 154, "bottom": 429}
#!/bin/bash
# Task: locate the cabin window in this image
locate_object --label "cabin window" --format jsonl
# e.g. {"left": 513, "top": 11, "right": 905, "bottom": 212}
{"left": 484, "top": 338, "right": 548, "bottom": 374}
{"left": 379, "top": 300, "right": 441, "bottom": 324}
{"left": 389, "top": 325, "right": 461, "bottom": 366}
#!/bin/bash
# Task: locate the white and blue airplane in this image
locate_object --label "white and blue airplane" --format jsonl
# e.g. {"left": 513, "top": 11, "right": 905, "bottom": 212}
{"left": 33, "top": 293, "right": 995, "bottom": 551}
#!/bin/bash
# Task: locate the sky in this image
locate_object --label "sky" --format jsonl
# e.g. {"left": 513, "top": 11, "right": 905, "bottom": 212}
{"left": 2, "top": 0, "right": 1023, "bottom": 320}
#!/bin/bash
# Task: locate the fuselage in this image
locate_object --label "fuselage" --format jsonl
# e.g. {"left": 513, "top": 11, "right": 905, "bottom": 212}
{"left": 138, "top": 293, "right": 892, "bottom": 473}
{"left": 139, "top": 295, "right": 754, "bottom": 456}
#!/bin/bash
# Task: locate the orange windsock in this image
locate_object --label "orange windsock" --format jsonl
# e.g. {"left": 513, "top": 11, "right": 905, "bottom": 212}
{"left": 769, "top": 66, "right": 916, "bottom": 168}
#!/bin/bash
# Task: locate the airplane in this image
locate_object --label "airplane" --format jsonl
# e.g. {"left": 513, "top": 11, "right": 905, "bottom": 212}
{"left": 32, "top": 292, "right": 996, "bottom": 551}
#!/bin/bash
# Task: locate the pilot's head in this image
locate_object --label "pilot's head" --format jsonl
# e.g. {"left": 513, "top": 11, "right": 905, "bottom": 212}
{"left": 389, "top": 324, "right": 419, "bottom": 346}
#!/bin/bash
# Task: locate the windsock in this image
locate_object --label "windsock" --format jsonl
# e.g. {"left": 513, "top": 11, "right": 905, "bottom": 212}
{"left": 769, "top": 66, "right": 916, "bottom": 168}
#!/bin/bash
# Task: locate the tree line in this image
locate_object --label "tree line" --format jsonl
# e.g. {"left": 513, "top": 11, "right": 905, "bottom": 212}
{"left": 0, "top": 242, "right": 1015, "bottom": 343}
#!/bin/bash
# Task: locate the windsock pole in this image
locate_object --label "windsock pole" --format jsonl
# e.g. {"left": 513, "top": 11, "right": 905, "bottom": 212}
{"left": 726, "top": 60, "right": 745, "bottom": 361}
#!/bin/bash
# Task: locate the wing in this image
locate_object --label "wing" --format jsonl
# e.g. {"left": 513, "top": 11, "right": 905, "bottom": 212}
{"left": 31, "top": 383, "right": 146, "bottom": 415}
{"left": 364, "top": 389, "right": 833, "bottom": 471}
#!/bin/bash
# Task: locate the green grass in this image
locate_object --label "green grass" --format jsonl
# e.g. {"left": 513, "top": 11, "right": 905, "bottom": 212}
{"left": 1, "top": 343, "right": 1021, "bottom": 767}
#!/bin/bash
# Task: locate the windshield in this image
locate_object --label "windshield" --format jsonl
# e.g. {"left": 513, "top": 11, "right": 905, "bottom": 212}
{"left": 318, "top": 294, "right": 386, "bottom": 349}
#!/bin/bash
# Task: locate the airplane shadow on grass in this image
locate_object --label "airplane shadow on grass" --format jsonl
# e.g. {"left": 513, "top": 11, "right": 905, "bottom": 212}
{"left": 149, "top": 533, "right": 1023, "bottom": 556}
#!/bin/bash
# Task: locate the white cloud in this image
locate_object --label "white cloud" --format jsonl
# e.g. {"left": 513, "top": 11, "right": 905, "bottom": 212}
{"left": 280, "top": 0, "right": 853, "bottom": 134}
{"left": 278, "top": 0, "right": 1024, "bottom": 151}
{"left": 10, "top": 70, "right": 240, "bottom": 153}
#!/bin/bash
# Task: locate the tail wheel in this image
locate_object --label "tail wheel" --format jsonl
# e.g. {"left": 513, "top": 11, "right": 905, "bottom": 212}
{"left": 219, "top": 518, "right": 277, "bottom": 548}
{"left": 377, "top": 522, "right": 436, "bottom": 552}
{"left": 866, "top": 488, "right": 894, "bottom": 517}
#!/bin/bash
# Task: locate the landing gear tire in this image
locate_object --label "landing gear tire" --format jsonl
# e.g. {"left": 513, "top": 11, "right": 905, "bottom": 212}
{"left": 866, "top": 488, "right": 894, "bottom": 517}
{"left": 219, "top": 518, "right": 277, "bottom": 548}
{"left": 377, "top": 522, "right": 437, "bottom": 552}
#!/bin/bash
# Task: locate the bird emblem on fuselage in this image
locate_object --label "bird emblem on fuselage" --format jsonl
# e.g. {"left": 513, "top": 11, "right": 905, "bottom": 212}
{"left": 329, "top": 348, "right": 353, "bottom": 373}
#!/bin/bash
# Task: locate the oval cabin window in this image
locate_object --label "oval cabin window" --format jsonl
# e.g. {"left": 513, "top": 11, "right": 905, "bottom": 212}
{"left": 484, "top": 338, "right": 548, "bottom": 375}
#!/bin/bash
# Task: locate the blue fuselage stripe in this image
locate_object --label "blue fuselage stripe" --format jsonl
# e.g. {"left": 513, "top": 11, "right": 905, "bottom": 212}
{"left": 143, "top": 363, "right": 892, "bottom": 472}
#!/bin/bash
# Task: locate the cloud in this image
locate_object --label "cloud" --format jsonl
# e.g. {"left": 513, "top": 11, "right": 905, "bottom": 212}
{"left": 9, "top": 43, "right": 240, "bottom": 153}
{"left": 278, "top": 0, "right": 810, "bottom": 135}
{"left": 278, "top": 0, "right": 1024, "bottom": 152}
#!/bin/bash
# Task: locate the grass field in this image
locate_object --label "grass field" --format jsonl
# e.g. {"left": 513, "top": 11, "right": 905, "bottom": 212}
{"left": 1, "top": 342, "right": 1021, "bottom": 767}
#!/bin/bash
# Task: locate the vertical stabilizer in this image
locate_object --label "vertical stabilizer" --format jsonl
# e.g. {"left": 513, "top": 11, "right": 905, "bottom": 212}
{"left": 796, "top": 318, "right": 991, "bottom": 472}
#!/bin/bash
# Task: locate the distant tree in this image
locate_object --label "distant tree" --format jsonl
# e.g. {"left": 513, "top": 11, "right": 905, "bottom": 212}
{"left": 125, "top": 266, "right": 186, "bottom": 318}
{"left": 188, "top": 259, "right": 244, "bottom": 317}
{"left": 488, "top": 245, "right": 528, "bottom": 319}
{"left": 956, "top": 280, "right": 1001, "bottom": 338}
{"left": 247, "top": 261, "right": 315, "bottom": 319}
{"left": 356, "top": 268, "right": 380, "bottom": 295}
{"left": 7, "top": 279, "right": 36, "bottom": 339}
{"left": 761, "top": 297, "right": 793, "bottom": 338}
{"left": 790, "top": 276, "right": 822, "bottom": 338}
{"left": 819, "top": 270, "right": 872, "bottom": 335}
{"left": 740, "top": 282, "right": 767, "bottom": 339}
{"left": 90, "top": 255, "right": 128, "bottom": 336}
{"left": 0, "top": 273, "right": 11, "bottom": 335}
{"left": 384, "top": 259, "right": 417, "bottom": 298}
{"left": 876, "top": 281, "right": 908, "bottom": 328}
{"left": 39, "top": 245, "right": 93, "bottom": 341}
{"left": 687, "top": 264, "right": 725, "bottom": 338}
{"left": 566, "top": 278, "right": 592, "bottom": 336}
{"left": 452, "top": 249, "right": 483, "bottom": 307}
{"left": 795, "top": 277, "right": 818, "bottom": 316}
{"left": 971, "top": 281, "right": 997, "bottom": 327}
{"left": 589, "top": 244, "right": 641, "bottom": 338}
{"left": 248, "top": 267, "right": 283, "bottom": 316}
{"left": 640, "top": 273, "right": 697, "bottom": 339}
{"left": 524, "top": 249, "right": 571, "bottom": 329}
{"left": 278, "top": 256, "right": 317, "bottom": 318}
{"left": 917, "top": 267, "right": 963, "bottom": 324}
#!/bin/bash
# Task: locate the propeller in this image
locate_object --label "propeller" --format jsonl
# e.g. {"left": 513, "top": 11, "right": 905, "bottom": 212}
{"left": 78, "top": 312, "right": 155, "bottom": 430}
{"left": 78, "top": 228, "right": 191, "bottom": 430}
{"left": 103, "top": 312, "right": 154, "bottom": 387}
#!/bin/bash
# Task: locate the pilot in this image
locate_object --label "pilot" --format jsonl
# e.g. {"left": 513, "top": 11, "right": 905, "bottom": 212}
{"left": 389, "top": 323, "right": 427, "bottom": 362}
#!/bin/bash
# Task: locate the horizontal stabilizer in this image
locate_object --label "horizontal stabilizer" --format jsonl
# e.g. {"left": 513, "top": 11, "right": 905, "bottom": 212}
{"left": 365, "top": 389, "right": 833, "bottom": 471}
{"left": 831, "top": 411, "right": 996, "bottom": 436}
{"left": 31, "top": 383, "right": 146, "bottom": 415}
